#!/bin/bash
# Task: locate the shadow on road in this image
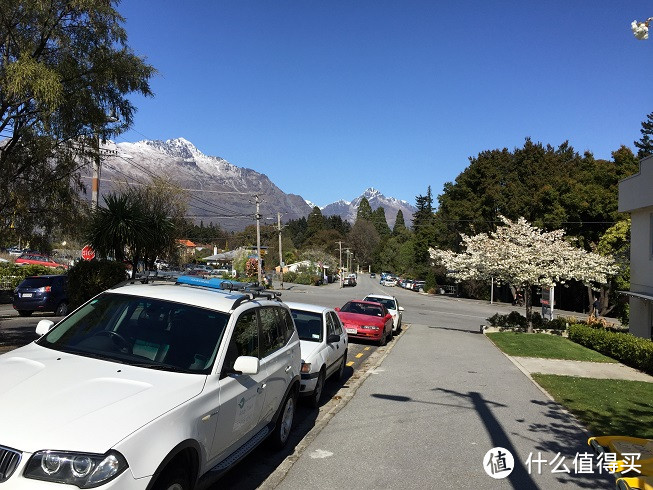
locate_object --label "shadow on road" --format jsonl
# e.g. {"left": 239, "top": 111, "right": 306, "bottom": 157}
{"left": 372, "top": 388, "right": 614, "bottom": 489}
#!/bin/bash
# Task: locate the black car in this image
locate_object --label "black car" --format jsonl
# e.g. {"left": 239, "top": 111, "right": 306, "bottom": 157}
{"left": 13, "top": 275, "right": 69, "bottom": 317}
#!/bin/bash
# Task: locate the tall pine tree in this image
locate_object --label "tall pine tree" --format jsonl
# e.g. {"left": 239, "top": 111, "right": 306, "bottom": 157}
{"left": 635, "top": 111, "right": 653, "bottom": 159}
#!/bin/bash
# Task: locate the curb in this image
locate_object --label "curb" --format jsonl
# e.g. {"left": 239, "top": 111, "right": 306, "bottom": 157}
{"left": 259, "top": 324, "right": 409, "bottom": 489}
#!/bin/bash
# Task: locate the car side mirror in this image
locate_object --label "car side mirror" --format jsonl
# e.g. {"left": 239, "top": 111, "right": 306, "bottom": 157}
{"left": 35, "top": 319, "right": 55, "bottom": 336}
{"left": 327, "top": 334, "right": 340, "bottom": 344}
{"left": 399, "top": 306, "right": 404, "bottom": 312}
{"left": 335, "top": 307, "right": 340, "bottom": 312}
{"left": 233, "top": 355, "right": 260, "bottom": 375}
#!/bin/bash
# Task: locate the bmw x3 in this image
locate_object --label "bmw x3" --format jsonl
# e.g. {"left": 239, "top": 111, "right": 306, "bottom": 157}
{"left": 0, "top": 275, "right": 301, "bottom": 489}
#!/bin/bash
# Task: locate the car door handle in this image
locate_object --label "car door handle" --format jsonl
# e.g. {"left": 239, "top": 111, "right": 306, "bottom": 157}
{"left": 257, "top": 383, "right": 266, "bottom": 394}
{"left": 285, "top": 365, "right": 292, "bottom": 373}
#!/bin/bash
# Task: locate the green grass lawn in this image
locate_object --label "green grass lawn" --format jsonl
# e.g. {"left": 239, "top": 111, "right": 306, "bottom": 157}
{"left": 487, "top": 332, "right": 617, "bottom": 363}
{"left": 532, "top": 374, "right": 653, "bottom": 439}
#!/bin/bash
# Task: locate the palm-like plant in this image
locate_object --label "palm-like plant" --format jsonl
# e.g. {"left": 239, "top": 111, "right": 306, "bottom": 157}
{"left": 86, "top": 193, "right": 149, "bottom": 263}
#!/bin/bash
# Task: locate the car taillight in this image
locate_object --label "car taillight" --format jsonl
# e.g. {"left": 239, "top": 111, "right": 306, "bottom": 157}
{"left": 37, "top": 286, "right": 52, "bottom": 292}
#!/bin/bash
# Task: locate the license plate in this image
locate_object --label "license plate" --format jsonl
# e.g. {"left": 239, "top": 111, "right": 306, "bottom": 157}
{"left": 21, "top": 293, "right": 33, "bottom": 298}
{"left": 346, "top": 327, "right": 357, "bottom": 335}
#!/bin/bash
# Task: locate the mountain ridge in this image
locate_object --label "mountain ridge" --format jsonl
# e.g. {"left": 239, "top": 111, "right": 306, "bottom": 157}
{"left": 95, "top": 138, "right": 415, "bottom": 230}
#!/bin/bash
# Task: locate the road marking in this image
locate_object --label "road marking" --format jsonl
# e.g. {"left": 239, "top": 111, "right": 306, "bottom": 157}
{"left": 346, "top": 361, "right": 354, "bottom": 367}
{"left": 310, "top": 449, "right": 334, "bottom": 459}
{"left": 355, "top": 353, "right": 363, "bottom": 358}
{"left": 364, "top": 346, "right": 370, "bottom": 351}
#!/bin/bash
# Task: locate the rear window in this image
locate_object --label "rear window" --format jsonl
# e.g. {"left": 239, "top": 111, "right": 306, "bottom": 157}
{"left": 291, "top": 310, "right": 323, "bottom": 342}
{"left": 19, "top": 277, "right": 56, "bottom": 288}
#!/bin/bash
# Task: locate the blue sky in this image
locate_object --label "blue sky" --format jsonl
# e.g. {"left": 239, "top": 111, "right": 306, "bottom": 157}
{"left": 119, "top": 1, "right": 653, "bottom": 208}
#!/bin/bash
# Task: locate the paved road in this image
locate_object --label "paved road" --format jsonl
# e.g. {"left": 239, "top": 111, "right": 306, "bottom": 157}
{"left": 272, "top": 274, "right": 614, "bottom": 489}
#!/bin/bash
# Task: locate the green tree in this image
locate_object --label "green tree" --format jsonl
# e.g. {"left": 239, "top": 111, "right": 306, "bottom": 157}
{"left": 0, "top": 0, "right": 155, "bottom": 243}
{"left": 433, "top": 140, "right": 638, "bottom": 251}
{"left": 356, "top": 197, "right": 373, "bottom": 223}
{"left": 393, "top": 210, "right": 407, "bottom": 235}
{"left": 347, "top": 220, "right": 379, "bottom": 268}
{"left": 412, "top": 186, "right": 436, "bottom": 276}
{"left": 635, "top": 111, "right": 653, "bottom": 159}
{"left": 306, "top": 206, "right": 325, "bottom": 238}
{"left": 371, "top": 207, "right": 391, "bottom": 237}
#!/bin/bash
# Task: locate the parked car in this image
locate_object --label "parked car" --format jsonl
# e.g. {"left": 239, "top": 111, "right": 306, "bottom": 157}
{"left": 15, "top": 253, "right": 68, "bottom": 269}
{"left": 364, "top": 293, "right": 404, "bottom": 334}
{"left": 0, "top": 275, "right": 301, "bottom": 489}
{"left": 343, "top": 273, "right": 357, "bottom": 287}
{"left": 381, "top": 277, "right": 396, "bottom": 287}
{"left": 413, "top": 280, "right": 426, "bottom": 292}
{"left": 336, "top": 300, "right": 393, "bottom": 346}
{"left": 286, "top": 302, "right": 348, "bottom": 407}
{"left": 370, "top": 272, "right": 376, "bottom": 278}
{"left": 13, "top": 274, "right": 69, "bottom": 317}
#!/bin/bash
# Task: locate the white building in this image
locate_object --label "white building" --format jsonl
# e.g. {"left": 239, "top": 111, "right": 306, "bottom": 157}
{"left": 619, "top": 155, "right": 653, "bottom": 339}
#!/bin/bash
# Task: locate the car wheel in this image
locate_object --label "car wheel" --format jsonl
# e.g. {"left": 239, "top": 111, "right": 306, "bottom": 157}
{"left": 333, "top": 351, "right": 347, "bottom": 381}
{"left": 55, "top": 302, "right": 68, "bottom": 316}
{"left": 388, "top": 328, "right": 393, "bottom": 341}
{"left": 152, "top": 465, "right": 190, "bottom": 490}
{"left": 269, "top": 390, "right": 296, "bottom": 449}
{"left": 378, "top": 330, "right": 387, "bottom": 347}
{"left": 307, "top": 369, "right": 325, "bottom": 408}
{"left": 17, "top": 310, "right": 32, "bottom": 317}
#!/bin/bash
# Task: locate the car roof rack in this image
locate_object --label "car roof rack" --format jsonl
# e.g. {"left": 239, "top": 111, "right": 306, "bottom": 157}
{"left": 175, "top": 275, "right": 282, "bottom": 303}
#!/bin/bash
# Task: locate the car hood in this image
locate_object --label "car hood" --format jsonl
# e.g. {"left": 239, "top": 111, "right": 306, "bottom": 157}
{"left": 0, "top": 343, "right": 206, "bottom": 453}
{"left": 337, "top": 312, "right": 383, "bottom": 325}
{"left": 299, "top": 340, "right": 322, "bottom": 362}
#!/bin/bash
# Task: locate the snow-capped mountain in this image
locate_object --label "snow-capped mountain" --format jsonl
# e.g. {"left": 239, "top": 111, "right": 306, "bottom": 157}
{"left": 91, "top": 138, "right": 414, "bottom": 231}
{"left": 321, "top": 188, "right": 416, "bottom": 228}
{"left": 94, "top": 138, "right": 312, "bottom": 231}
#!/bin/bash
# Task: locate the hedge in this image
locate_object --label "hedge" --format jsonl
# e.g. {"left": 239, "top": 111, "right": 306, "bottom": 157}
{"left": 486, "top": 311, "right": 567, "bottom": 331}
{"left": 67, "top": 260, "right": 128, "bottom": 308}
{"left": 0, "top": 264, "right": 59, "bottom": 289}
{"left": 568, "top": 324, "right": 653, "bottom": 376}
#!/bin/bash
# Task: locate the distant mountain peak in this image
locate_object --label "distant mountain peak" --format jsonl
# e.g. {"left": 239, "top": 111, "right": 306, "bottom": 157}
{"left": 321, "top": 188, "right": 416, "bottom": 228}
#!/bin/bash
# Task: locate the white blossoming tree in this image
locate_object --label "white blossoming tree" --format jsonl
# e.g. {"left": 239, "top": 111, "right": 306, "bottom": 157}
{"left": 632, "top": 18, "right": 653, "bottom": 40}
{"left": 429, "top": 217, "right": 617, "bottom": 332}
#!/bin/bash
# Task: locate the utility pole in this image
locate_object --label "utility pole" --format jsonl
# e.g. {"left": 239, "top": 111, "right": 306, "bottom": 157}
{"left": 336, "top": 241, "right": 343, "bottom": 287}
{"left": 278, "top": 212, "right": 284, "bottom": 290}
{"left": 255, "top": 195, "right": 262, "bottom": 285}
{"left": 91, "top": 134, "right": 101, "bottom": 210}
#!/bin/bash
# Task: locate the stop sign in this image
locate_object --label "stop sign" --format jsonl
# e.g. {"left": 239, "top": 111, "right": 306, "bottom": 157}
{"left": 81, "top": 245, "right": 95, "bottom": 261}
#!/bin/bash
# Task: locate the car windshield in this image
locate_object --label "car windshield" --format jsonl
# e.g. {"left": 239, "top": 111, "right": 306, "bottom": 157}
{"left": 341, "top": 302, "right": 383, "bottom": 317}
{"left": 365, "top": 297, "right": 396, "bottom": 311}
{"left": 291, "top": 310, "right": 323, "bottom": 342}
{"left": 36, "top": 292, "right": 229, "bottom": 374}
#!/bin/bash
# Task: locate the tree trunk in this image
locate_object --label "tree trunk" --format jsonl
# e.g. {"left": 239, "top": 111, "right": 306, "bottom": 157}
{"left": 525, "top": 284, "right": 533, "bottom": 333}
{"left": 586, "top": 285, "right": 595, "bottom": 316}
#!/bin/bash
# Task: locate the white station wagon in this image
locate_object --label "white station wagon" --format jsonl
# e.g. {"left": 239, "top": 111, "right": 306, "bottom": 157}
{"left": 0, "top": 276, "right": 301, "bottom": 489}
{"left": 286, "top": 302, "right": 348, "bottom": 407}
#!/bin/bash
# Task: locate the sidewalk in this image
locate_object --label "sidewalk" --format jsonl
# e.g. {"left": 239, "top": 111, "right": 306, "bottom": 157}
{"left": 507, "top": 356, "right": 653, "bottom": 383}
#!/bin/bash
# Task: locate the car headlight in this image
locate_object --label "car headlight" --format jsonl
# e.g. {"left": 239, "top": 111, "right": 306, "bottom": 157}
{"left": 24, "top": 450, "right": 128, "bottom": 487}
{"left": 360, "top": 325, "right": 380, "bottom": 330}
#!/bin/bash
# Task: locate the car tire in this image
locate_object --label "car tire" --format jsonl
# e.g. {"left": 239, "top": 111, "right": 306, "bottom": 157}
{"left": 17, "top": 310, "right": 32, "bottom": 317}
{"left": 55, "top": 302, "right": 68, "bottom": 316}
{"left": 152, "top": 465, "right": 190, "bottom": 490}
{"left": 269, "top": 389, "right": 297, "bottom": 449}
{"left": 378, "top": 331, "right": 387, "bottom": 347}
{"left": 388, "top": 329, "right": 393, "bottom": 341}
{"left": 333, "top": 351, "right": 347, "bottom": 381}
{"left": 307, "top": 369, "right": 325, "bottom": 408}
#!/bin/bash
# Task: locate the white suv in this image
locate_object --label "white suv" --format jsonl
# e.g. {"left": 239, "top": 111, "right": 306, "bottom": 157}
{"left": 0, "top": 276, "right": 301, "bottom": 489}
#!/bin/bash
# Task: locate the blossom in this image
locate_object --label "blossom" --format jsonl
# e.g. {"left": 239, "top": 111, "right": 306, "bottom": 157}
{"left": 632, "top": 19, "right": 650, "bottom": 40}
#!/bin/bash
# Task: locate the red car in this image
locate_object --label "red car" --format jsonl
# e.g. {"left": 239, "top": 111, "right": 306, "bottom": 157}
{"left": 15, "top": 253, "right": 68, "bottom": 269}
{"left": 336, "top": 300, "right": 393, "bottom": 346}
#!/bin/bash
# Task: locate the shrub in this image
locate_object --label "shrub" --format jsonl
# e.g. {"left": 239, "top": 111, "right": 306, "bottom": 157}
{"left": 0, "top": 263, "right": 58, "bottom": 289}
{"left": 283, "top": 271, "right": 298, "bottom": 283}
{"left": 568, "top": 324, "right": 653, "bottom": 375}
{"left": 67, "top": 260, "right": 127, "bottom": 308}
{"left": 545, "top": 317, "right": 568, "bottom": 330}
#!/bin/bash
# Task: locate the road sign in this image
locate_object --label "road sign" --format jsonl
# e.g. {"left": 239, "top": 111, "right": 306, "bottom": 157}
{"left": 81, "top": 245, "right": 95, "bottom": 261}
